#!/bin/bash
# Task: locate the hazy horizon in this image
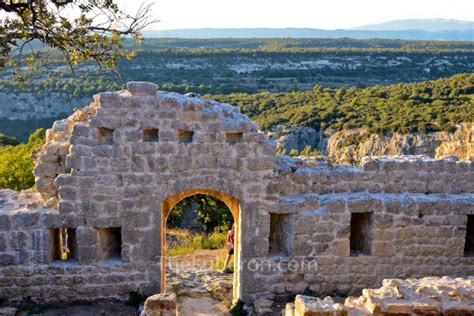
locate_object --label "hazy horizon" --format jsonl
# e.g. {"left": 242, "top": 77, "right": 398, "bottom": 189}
{"left": 114, "top": 0, "right": 474, "bottom": 30}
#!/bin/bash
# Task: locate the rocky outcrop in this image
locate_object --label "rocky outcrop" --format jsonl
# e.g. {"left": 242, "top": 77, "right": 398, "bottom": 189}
{"left": 267, "top": 124, "right": 472, "bottom": 165}
{"left": 436, "top": 123, "right": 473, "bottom": 160}
{"left": 285, "top": 276, "right": 474, "bottom": 315}
{"left": 327, "top": 124, "right": 473, "bottom": 165}
{"left": 267, "top": 125, "right": 330, "bottom": 154}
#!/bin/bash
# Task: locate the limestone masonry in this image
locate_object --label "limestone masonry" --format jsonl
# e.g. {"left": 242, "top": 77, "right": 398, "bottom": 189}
{"left": 285, "top": 276, "right": 473, "bottom": 315}
{"left": 0, "top": 82, "right": 473, "bottom": 306}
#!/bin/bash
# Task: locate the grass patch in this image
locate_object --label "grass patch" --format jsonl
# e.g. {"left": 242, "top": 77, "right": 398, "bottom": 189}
{"left": 166, "top": 228, "right": 227, "bottom": 256}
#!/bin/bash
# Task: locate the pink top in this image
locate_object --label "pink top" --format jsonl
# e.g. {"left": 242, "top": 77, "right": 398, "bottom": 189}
{"left": 227, "top": 228, "right": 235, "bottom": 248}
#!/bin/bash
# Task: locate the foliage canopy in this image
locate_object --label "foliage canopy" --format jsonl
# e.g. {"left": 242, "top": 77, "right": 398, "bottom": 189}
{"left": 0, "top": 128, "right": 45, "bottom": 191}
{"left": 209, "top": 73, "right": 474, "bottom": 134}
{"left": 167, "top": 194, "right": 233, "bottom": 234}
{"left": 0, "top": 0, "right": 155, "bottom": 77}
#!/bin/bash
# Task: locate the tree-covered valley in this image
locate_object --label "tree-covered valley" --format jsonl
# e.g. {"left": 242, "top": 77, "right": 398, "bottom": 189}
{"left": 0, "top": 38, "right": 473, "bottom": 141}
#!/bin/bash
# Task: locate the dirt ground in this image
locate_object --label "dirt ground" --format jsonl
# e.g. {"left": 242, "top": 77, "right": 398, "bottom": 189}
{"left": 167, "top": 249, "right": 227, "bottom": 269}
{"left": 177, "top": 296, "right": 230, "bottom": 316}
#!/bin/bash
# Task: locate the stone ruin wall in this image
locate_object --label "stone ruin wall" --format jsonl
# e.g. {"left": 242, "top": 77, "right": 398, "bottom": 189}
{"left": 0, "top": 82, "right": 473, "bottom": 306}
{"left": 243, "top": 155, "right": 473, "bottom": 302}
{"left": 285, "top": 276, "right": 474, "bottom": 315}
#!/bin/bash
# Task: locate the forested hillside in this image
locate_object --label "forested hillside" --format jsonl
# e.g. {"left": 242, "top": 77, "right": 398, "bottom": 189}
{"left": 0, "top": 38, "right": 473, "bottom": 142}
{"left": 209, "top": 73, "right": 474, "bottom": 134}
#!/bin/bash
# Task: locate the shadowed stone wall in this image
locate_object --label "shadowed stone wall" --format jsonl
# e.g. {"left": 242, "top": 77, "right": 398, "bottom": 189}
{"left": 0, "top": 82, "right": 473, "bottom": 305}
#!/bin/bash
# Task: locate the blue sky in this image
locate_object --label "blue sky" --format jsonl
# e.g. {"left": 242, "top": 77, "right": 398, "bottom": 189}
{"left": 115, "top": 0, "right": 474, "bottom": 30}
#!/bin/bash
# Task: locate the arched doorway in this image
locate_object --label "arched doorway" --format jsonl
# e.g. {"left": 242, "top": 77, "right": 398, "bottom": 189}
{"left": 161, "top": 188, "right": 241, "bottom": 302}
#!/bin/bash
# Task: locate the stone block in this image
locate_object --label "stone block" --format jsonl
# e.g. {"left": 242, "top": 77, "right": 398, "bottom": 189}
{"left": 144, "top": 293, "right": 176, "bottom": 316}
{"left": 0, "top": 215, "right": 11, "bottom": 230}
{"left": 77, "top": 245, "right": 98, "bottom": 264}
{"left": 36, "top": 177, "right": 56, "bottom": 198}
{"left": 0, "top": 234, "right": 6, "bottom": 251}
{"left": 294, "top": 295, "right": 348, "bottom": 316}
{"left": 0, "top": 254, "right": 14, "bottom": 266}
{"left": 0, "top": 307, "right": 17, "bottom": 316}
{"left": 33, "top": 162, "right": 58, "bottom": 178}
{"left": 58, "top": 187, "right": 77, "bottom": 201}
{"left": 58, "top": 201, "right": 77, "bottom": 214}
{"left": 76, "top": 226, "right": 97, "bottom": 246}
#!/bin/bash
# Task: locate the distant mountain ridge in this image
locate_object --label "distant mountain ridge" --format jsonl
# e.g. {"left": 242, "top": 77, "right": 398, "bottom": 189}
{"left": 143, "top": 29, "right": 472, "bottom": 41}
{"left": 143, "top": 19, "right": 473, "bottom": 41}
{"left": 353, "top": 19, "right": 474, "bottom": 31}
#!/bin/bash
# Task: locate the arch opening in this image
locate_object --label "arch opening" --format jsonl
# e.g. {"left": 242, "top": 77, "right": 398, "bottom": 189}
{"left": 161, "top": 188, "right": 241, "bottom": 303}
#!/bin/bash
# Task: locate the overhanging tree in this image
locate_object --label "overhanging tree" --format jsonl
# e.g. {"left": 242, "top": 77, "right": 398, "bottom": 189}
{"left": 0, "top": 0, "right": 156, "bottom": 76}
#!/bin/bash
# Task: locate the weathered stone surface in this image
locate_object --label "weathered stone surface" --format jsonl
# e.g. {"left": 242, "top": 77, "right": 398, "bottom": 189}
{"left": 144, "top": 293, "right": 177, "bottom": 316}
{"left": 287, "top": 277, "right": 473, "bottom": 316}
{"left": 127, "top": 82, "right": 159, "bottom": 96}
{"left": 327, "top": 124, "right": 473, "bottom": 165}
{"left": 294, "top": 295, "right": 347, "bottom": 316}
{"left": 0, "top": 307, "right": 17, "bottom": 316}
{"left": 0, "top": 83, "right": 473, "bottom": 306}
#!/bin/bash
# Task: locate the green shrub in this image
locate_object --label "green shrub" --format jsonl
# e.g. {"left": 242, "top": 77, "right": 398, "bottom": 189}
{"left": 168, "top": 194, "right": 233, "bottom": 234}
{"left": 210, "top": 73, "right": 474, "bottom": 135}
{"left": 0, "top": 129, "right": 45, "bottom": 191}
{"left": 299, "top": 145, "right": 323, "bottom": 156}
{"left": 166, "top": 228, "right": 228, "bottom": 256}
{"left": 289, "top": 149, "right": 299, "bottom": 157}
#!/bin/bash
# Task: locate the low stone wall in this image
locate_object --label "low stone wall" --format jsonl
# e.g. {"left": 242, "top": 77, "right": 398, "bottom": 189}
{"left": 0, "top": 189, "right": 159, "bottom": 302}
{"left": 275, "top": 155, "right": 473, "bottom": 196}
{"left": 285, "top": 276, "right": 474, "bottom": 315}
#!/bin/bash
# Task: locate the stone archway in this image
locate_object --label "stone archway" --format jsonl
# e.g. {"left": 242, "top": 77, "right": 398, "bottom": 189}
{"left": 161, "top": 188, "right": 241, "bottom": 302}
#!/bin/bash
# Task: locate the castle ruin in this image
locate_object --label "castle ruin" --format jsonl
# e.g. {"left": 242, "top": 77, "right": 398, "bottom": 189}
{"left": 0, "top": 82, "right": 473, "bottom": 306}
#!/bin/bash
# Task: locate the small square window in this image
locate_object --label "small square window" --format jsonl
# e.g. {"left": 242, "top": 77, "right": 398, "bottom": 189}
{"left": 143, "top": 128, "right": 159, "bottom": 142}
{"left": 350, "top": 212, "right": 373, "bottom": 256}
{"left": 464, "top": 215, "right": 474, "bottom": 257}
{"left": 98, "top": 127, "right": 114, "bottom": 145}
{"left": 50, "top": 228, "right": 77, "bottom": 261}
{"left": 178, "top": 130, "right": 194, "bottom": 143}
{"left": 226, "top": 132, "right": 243, "bottom": 144}
{"left": 269, "top": 213, "right": 291, "bottom": 256}
{"left": 97, "top": 227, "right": 122, "bottom": 260}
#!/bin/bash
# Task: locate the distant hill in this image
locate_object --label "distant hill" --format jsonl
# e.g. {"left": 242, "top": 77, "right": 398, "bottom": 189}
{"left": 143, "top": 27, "right": 473, "bottom": 41}
{"left": 353, "top": 19, "right": 474, "bottom": 32}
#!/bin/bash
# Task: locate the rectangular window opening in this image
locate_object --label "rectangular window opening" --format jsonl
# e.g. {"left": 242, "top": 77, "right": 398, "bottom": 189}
{"left": 350, "top": 212, "right": 373, "bottom": 256}
{"left": 50, "top": 228, "right": 77, "bottom": 261}
{"left": 269, "top": 213, "right": 291, "bottom": 256}
{"left": 143, "top": 128, "right": 159, "bottom": 142}
{"left": 98, "top": 127, "right": 114, "bottom": 145}
{"left": 226, "top": 132, "right": 243, "bottom": 144}
{"left": 97, "top": 227, "right": 122, "bottom": 261}
{"left": 178, "top": 130, "right": 194, "bottom": 143}
{"left": 464, "top": 215, "right": 474, "bottom": 257}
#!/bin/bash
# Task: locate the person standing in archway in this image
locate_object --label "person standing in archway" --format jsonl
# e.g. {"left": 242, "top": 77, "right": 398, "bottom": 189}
{"left": 222, "top": 224, "right": 235, "bottom": 273}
